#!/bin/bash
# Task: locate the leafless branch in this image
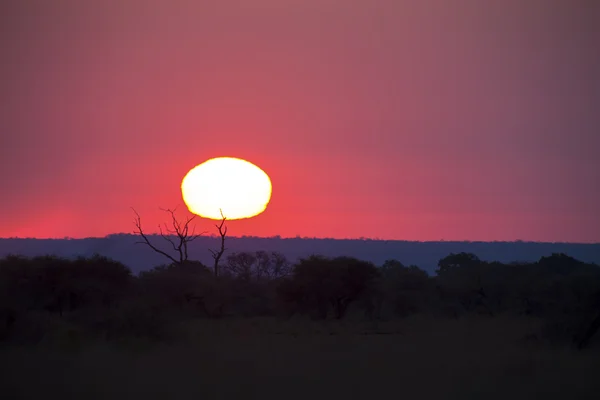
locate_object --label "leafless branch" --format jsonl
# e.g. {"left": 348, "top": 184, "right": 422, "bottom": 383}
{"left": 132, "top": 208, "right": 179, "bottom": 265}
{"left": 132, "top": 206, "right": 206, "bottom": 265}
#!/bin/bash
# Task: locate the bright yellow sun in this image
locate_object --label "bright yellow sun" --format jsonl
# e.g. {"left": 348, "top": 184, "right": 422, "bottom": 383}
{"left": 181, "top": 157, "right": 272, "bottom": 220}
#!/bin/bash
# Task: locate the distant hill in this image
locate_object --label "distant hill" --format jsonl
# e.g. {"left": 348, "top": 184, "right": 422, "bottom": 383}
{"left": 1, "top": 235, "right": 599, "bottom": 275}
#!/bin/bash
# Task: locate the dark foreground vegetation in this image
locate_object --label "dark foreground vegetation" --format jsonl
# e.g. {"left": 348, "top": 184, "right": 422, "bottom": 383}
{"left": 1, "top": 251, "right": 600, "bottom": 399}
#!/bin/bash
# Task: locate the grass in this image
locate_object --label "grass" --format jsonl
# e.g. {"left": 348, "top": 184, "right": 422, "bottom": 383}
{"left": 1, "top": 315, "right": 599, "bottom": 400}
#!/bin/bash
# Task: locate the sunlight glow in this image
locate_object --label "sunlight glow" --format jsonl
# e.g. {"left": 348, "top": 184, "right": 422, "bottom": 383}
{"left": 181, "top": 157, "right": 272, "bottom": 220}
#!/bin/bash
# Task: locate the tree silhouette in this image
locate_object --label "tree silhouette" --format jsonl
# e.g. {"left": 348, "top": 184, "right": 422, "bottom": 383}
{"left": 377, "top": 260, "right": 430, "bottom": 317}
{"left": 225, "top": 251, "right": 291, "bottom": 281}
{"left": 282, "top": 256, "right": 379, "bottom": 319}
{"left": 138, "top": 260, "right": 211, "bottom": 313}
{"left": 208, "top": 209, "right": 228, "bottom": 277}
{"left": 132, "top": 207, "right": 205, "bottom": 265}
{"left": 538, "top": 253, "right": 584, "bottom": 276}
{"left": 1, "top": 248, "right": 599, "bottom": 348}
{"left": 436, "top": 252, "right": 481, "bottom": 275}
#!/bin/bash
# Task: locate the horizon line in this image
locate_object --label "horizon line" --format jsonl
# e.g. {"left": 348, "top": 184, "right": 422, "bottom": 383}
{"left": 0, "top": 233, "right": 598, "bottom": 245}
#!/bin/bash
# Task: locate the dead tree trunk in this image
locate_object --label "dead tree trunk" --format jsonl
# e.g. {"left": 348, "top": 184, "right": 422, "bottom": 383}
{"left": 209, "top": 209, "right": 228, "bottom": 277}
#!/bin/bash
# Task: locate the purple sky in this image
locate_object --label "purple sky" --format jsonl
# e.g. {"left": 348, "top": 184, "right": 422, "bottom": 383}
{"left": 1, "top": 0, "right": 599, "bottom": 242}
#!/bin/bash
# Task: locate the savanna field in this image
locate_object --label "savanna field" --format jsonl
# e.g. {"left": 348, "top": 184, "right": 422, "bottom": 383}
{"left": 1, "top": 252, "right": 599, "bottom": 400}
{"left": 2, "top": 316, "right": 600, "bottom": 400}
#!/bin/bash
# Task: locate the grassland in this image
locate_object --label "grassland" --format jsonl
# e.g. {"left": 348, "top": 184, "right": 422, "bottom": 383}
{"left": 1, "top": 315, "right": 598, "bottom": 400}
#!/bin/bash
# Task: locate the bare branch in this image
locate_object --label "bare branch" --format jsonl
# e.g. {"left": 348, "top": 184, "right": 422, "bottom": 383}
{"left": 159, "top": 224, "right": 179, "bottom": 252}
{"left": 132, "top": 206, "right": 207, "bottom": 265}
{"left": 132, "top": 207, "right": 179, "bottom": 265}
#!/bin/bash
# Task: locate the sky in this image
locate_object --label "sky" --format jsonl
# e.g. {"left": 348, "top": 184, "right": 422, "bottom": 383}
{"left": 1, "top": 0, "right": 599, "bottom": 242}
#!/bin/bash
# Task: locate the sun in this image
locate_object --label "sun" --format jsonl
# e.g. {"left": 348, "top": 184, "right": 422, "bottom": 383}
{"left": 181, "top": 157, "right": 272, "bottom": 220}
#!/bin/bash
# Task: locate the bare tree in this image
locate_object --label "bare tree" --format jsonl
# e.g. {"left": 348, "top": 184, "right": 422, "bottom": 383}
{"left": 132, "top": 207, "right": 205, "bottom": 265}
{"left": 209, "top": 209, "right": 228, "bottom": 277}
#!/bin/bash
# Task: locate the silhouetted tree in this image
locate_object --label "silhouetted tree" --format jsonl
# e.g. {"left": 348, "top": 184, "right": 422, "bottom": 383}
{"left": 138, "top": 260, "right": 212, "bottom": 314}
{"left": 208, "top": 209, "right": 228, "bottom": 277}
{"left": 436, "top": 252, "right": 481, "bottom": 275}
{"left": 0, "top": 254, "right": 134, "bottom": 341}
{"left": 435, "top": 254, "right": 499, "bottom": 316}
{"left": 2, "top": 248, "right": 600, "bottom": 346}
{"left": 132, "top": 207, "right": 205, "bottom": 265}
{"left": 538, "top": 253, "right": 585, "bottom": 276}
{"left": 281, "top": 256, "right": 379, "bottom": 319}
{"left": 376, "top": 260, "right": 430, "bottom": 317}
{"left": 225, "top": 251, "right": 291, "bottom": 281}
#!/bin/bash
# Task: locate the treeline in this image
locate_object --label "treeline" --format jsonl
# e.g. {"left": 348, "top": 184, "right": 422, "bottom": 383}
{"left": 1, "top": 251, "right": 599, "bottom": 348}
